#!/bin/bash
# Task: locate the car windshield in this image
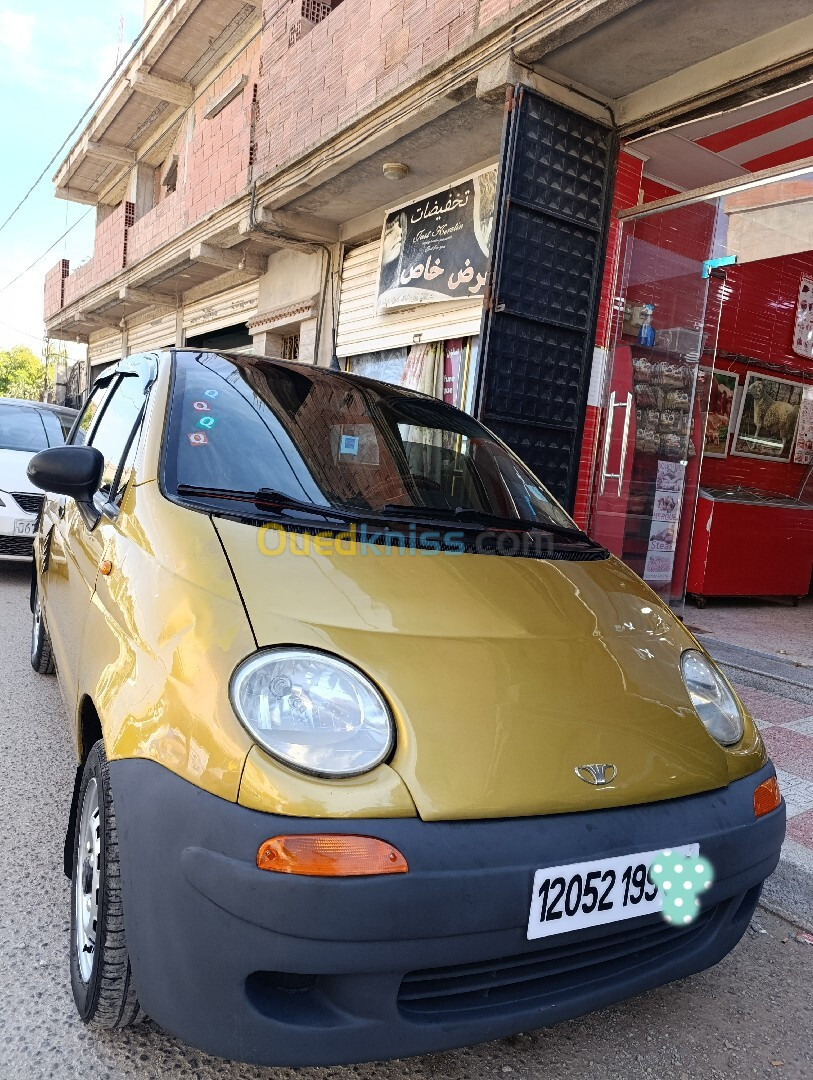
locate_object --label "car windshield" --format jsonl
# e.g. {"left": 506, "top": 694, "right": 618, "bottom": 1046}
{"left": 163, "top": 351, "right": 582, "bottom": 537}
{"left": 0, "top": 404, "right": 50, "bottom": 452}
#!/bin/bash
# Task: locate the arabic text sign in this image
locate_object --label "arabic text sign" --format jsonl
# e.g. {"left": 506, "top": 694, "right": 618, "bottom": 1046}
{"left": 377, "top": 166, "right": 497, "bottom": 313}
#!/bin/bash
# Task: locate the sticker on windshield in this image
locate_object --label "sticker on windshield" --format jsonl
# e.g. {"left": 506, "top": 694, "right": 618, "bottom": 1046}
{"left": 204, "top": 389, "right": 219, "bottom": 399}
{"left": 197, "top": 416, "right": 217, "bottom": 430}
{"left": 339, "top": 434, "right": 360, "bottom": 456}
{"left": 187, "top": 433, "right": 208, "bottom": 446}
{"left": 192, "top": 401, "right": 211, "bottom": 412}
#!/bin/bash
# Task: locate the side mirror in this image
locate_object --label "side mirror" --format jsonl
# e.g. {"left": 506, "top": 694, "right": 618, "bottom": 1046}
{"left": 27, "top": 446, "right": 104, "bottom": 504}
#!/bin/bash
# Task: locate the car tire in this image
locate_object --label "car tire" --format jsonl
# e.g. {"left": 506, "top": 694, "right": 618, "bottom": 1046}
{"left": 70, "top": 741, "right": 144, "bottom": 1029}
{"left": 30, "top": 589, "right": 55, "bottom": 674}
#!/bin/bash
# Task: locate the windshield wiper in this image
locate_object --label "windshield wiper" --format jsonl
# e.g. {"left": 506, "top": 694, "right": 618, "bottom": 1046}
{"left": 380, "top": 503, "right": 598, "bottom": 544}
{"left": 176, "top": 485, "right": 354, "bottom": 524}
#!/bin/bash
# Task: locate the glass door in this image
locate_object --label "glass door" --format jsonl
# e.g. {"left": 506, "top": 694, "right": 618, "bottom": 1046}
{"left": 591, "top": 200, "right": 722, "bottom": 613}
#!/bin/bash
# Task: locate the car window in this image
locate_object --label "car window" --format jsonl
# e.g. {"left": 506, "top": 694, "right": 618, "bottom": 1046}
{"left": 40, "top": 410, "right": 67, "bottom": 447}
{"left": 0, "top": 404, "right": 49, "bottom": 452}
{"left": 87, "top": 374, "right": 150, "bottom": 501}
{"left": 71, "top": 383, "right": 111, "bottom": 446}
{"left": 163, "top": 351, "right": 577, "bottom": 534}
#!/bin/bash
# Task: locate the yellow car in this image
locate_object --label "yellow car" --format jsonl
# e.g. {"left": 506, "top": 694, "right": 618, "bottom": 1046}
{"left": 27, "top": 349, "right": 784, "bottom": 1066}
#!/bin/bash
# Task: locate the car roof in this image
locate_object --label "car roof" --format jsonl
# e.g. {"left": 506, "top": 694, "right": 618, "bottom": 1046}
{"left": 171, "top": 349, "right": 451, "bottom": 407}
{"left": 0, "top": 397, "right": 78, "bottom": 418}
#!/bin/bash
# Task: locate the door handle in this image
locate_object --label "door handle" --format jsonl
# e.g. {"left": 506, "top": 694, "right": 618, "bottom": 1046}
{"left": 599, "top": 392, "right": 633, "bottom": 497}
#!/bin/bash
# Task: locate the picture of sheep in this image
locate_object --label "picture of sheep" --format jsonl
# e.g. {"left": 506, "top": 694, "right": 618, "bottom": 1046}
{"left": 732, "top": 372, "right": 803, "bottom": 462}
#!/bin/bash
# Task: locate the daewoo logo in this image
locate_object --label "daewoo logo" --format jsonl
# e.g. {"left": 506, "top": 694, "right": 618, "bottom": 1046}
{"left": 575, "top": 763, "right": 618, "bottom": 787}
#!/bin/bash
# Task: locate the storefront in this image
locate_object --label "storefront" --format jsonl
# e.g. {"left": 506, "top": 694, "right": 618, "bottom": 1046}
{"left": 335, "top": 165, "right": 498, "bottom": 413}
{"left": 585, "top": 88, "right": 813, "bottom": 615}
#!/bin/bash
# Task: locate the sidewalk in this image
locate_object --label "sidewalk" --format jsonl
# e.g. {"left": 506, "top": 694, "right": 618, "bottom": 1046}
{"left": 701, "top": 634, "right": 813, "bottom": 929}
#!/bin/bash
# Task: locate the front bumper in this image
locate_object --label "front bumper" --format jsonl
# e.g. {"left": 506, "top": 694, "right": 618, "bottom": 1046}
{"left": 109, "top": 759, "right": 785, "bottom": 1067}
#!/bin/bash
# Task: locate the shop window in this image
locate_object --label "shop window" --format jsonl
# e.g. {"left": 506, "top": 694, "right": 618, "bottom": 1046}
{"left": 346, "top": 338, "right": 477, "bottom": 412}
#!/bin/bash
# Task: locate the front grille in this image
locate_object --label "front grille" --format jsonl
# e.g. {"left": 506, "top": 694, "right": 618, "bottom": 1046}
{"left": 399, "top": 908, "right": 716, "bottom": 1018}
{"left": 11, "top": 492, "right": 44, "bottom": 515}
{"left": 0, "top": 535, "right": 34, "bottom": 557}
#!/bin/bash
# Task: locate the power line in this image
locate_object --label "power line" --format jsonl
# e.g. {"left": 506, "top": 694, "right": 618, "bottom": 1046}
{"left": 0, "top": 210, "right": 93, "bottom": 299}
{"left": 0, "top": 3, "right": 167, "bottom": 242}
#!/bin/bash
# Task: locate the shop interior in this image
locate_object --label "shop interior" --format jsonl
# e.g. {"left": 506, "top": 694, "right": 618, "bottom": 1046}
{"left": 592, "top": 84, "right": 813, "bottom": 656}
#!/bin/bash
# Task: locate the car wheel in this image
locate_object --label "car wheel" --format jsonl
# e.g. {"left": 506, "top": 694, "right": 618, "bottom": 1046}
{"left": 30, "top": 590, "right": 55, "bottom": 674}
{"left": 70, "top": 741, "right": 144, "bottom": 1029}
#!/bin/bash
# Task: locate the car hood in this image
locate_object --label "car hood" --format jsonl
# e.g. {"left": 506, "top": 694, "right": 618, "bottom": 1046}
{"left": 0, "top": 449, "right": 38, "bottom": 495}
{"left": 215, "top": 518, "right": 755, "bottom": 821}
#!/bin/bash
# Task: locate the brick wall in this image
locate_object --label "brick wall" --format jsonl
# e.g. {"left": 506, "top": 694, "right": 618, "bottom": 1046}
{"left": 44, "top": 259, "right": 70, "bottom": 319}
{"left": 50, "top": 1, "right": 536, "bottom": 306}
{"left": 62, "top": 201, "right": 135, "bottom": 308}
{"left": 127, "top": 39, "right": 261, "bottom": 267}
{"left": 255, "top": 0, "right": 533, "bottom": 177}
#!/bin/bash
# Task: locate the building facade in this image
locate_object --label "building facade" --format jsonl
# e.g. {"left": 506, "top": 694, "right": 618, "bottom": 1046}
{"left": 44, "top": 0, "right": 813, "bottom": 529}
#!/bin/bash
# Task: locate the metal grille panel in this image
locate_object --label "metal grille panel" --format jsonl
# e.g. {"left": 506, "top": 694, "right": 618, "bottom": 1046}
{"left": 12, "top": 492, "right": 45, "bottom": 515}
{"left": 478, "top": 89, "right": 616, "bottom": 510}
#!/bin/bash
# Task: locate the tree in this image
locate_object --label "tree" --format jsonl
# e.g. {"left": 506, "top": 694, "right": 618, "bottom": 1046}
{"left": 0, "top": 345, "right": 46, "bottom": 400}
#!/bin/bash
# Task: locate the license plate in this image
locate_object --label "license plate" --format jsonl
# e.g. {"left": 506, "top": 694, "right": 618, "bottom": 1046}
{"left": 13, "top": 519, "right": 36, "bottom": 536}
{"left": 527, "top": 844, "right": 699, "bottom": 940}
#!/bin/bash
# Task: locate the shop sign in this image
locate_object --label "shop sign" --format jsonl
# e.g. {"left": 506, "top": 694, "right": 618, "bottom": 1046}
{"left": 377, "top": 166, "right": 497, "bottom": 313}
{"left": 643, "top": 461, "right": 686, "bottom": 585}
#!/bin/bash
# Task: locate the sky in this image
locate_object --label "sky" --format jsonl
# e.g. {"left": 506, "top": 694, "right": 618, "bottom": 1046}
{"left": 0, "top": 1, "right": 145, "bottom": 358}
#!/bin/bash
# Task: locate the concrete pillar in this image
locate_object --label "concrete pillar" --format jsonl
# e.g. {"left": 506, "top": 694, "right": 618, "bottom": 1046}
{"left": 128, "top": 163, "right": 156, "bottom": 222}
{"left": 252, "top": 330, "right": 285, "bottom": 357}
{"left": 175, "top": 308, "right": 185, "bottom": 348}
{"left": 121, "top": 325, "right": 129, "bottom": 359}
{"left": 298, "top": 318, "right": 318, "bottom": 365}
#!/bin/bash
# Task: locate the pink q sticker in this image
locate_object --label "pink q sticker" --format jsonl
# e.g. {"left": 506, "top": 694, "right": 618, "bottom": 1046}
{"left": 192, "top": 401, "right": 210, "bottom": 412}
{"left": 187, "top": 433, "right": 208, "bottom": 446}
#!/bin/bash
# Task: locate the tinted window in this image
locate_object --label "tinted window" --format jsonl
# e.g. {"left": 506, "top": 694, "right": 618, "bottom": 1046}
{"left": 164, "top": 352, "right": 576, "bottom": 532}
{"left": 0, "top": 405, "right": 49, "bottom": 452}
{"left": 40, "top": 411, "right": 68, "bottom": 447}
{"left": 88, "top": 375, "right": 148, "bottom": 496}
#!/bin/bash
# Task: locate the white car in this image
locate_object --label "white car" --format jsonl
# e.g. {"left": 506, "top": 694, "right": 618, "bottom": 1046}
{"left": 0, "top": 398, "right": 77, "bottom": 561}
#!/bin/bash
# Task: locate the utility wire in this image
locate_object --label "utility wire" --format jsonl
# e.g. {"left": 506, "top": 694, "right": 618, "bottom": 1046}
{"left": 0, "top": 2, "right": 167, "bottom": 242}
{"left": 0, "top": 210, "right": 93, "bottom": 298}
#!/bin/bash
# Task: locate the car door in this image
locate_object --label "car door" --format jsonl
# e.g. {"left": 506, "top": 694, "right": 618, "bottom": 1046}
{"left": 39, "top": 379, "right": 113, "bottom": 689}
{"left": 43, "top": 363, "right": 153, "bottom": 715}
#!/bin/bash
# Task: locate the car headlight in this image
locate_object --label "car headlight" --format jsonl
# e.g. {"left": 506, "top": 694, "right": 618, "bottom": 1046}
{"left": 230, "top": 649, "right": 395, "bottom": 777}
{"left": 680, "top": 650, "right": 744, "bottom": 746}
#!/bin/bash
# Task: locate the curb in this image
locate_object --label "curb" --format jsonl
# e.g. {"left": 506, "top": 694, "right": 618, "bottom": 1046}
{"left": 704, "top": 637, "right": 813, "bottom": 930}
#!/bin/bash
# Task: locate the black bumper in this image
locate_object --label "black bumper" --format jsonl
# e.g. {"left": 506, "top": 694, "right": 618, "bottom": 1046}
{"left": 109, "top": 759, "right": 785, "bottom": 1066}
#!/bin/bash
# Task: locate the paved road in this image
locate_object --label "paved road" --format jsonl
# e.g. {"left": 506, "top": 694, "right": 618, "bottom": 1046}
{"left": 1, "top": 563, "right": 811, "bottom": 1080}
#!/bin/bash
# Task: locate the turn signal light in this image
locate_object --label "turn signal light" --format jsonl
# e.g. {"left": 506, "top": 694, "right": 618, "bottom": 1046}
{"left": 257, "top": 834, "right": 408, "bottom": 877}
{"left": 754, "top": 776, "right": 782, "bottom": 818}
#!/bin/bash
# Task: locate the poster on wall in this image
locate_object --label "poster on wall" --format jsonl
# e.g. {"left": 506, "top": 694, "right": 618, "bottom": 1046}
{"left": 377, "top": 166, "right": 497, "bottom": 313}
{"left": 703, "top": 370, "right": 738, "bottom": 458}
{"left": 793, "top": 275, "right": 813, "bottom": 359}
{"left": 794, "top": 384, "right": 813, "bottom": 465}
{"left": 643, "top": 461, "right": 686, "bottom": 584}
{"left": 731, "top": 371, "right": 803, "bottom": 462}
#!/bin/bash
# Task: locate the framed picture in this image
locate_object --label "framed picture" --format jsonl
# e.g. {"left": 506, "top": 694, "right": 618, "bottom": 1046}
{"left": 703, "top": 370, "right": 738, "bottom": 458}
{"left": 731, "top": 371, "right": 804, "bottom": 462}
